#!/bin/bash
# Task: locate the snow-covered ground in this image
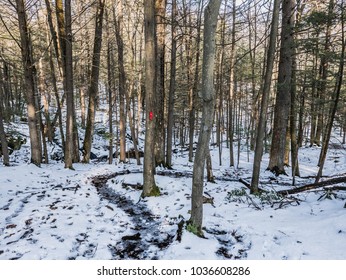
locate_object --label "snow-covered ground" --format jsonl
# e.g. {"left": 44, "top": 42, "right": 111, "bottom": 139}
{"left": 1, "top": 123, "right": 346, "bottom": 260}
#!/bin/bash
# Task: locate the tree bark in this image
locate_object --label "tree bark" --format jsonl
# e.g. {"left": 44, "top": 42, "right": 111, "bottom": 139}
{"left": 343, "top": 102, "right": 346, "bottom": 144}
{"left": 290, "top": 47, "right": 300, "bottom": 183}
{"left": 309, "top": 52, "right": 319, "bottom": 146}
{"left": 315, "top": 0, "right": 345, "bottom": 183}
{"left": 82, "top": 0, "right": 105, "bottom": 163}
{"left": 16, "top": 0, "right": 42, "bottom": 167}
{"left": 314, "top": 0, "right": 334, "bottom": 147}
{"left": 228, "top": 0, "right": 236, "bottom": 167}
{"left": 154, "top": 0, "right": 166, "bottom": 167}
{"left": 0, "top": 99, "right": 9, "bottom": 166}
{"left": 188, "top": 0, "right": 204, "bottom": 163}
{"left": 64, "top": 0, "right": 75, "bottom": 169}
{"left": 166, "top": 0, "right": 177, "bottom": 168}
{"left": 54, "top": 0, "right": 66, "bottom": 77}
{"left": 127, "top": 98, "right": 141, "bottom": 165}
{"left": 142, "top": 0, "right": 160, "bottom": 197}
{"left": 251, "top": 0, "right": 280, "bottom": 192}
{"left": 106, "top": 9, "right": 114, "bottom": 165}
{"left": 48, "top": 46, "right": 65, "bottom": 151}
{"left": 38, "top": 58, "right": 49, "bottom": 164}
{"left": 189, "top": 0, "right": 221, "bottom": 236}
{"left": 107, "top": 45, "right": 114, "bottom": 165}
{"left": 206, "top": 150, "right": 214, "bottom": 183}
{"left": 113, "top": 2, "right": 127, "bottom": 163}
{"left": 268, "top": 0, "right": 295, "bottom": 175}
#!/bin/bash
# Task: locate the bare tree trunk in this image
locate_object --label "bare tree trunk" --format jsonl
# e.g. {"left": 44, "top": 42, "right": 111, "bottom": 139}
{"left": 108, "top": 48, "right": 113, "bottom": 165}
{"left": 317, "top": 0, "right": 334, "bottom": 162}
{"left": 315, "top": 0, "right": 345, "bottom": 183}
{"left": 206, "top": 150, "right": 214, "bottom": 183}
{"left": 314, "top": 0, "right": 333, "bottom": 147}
{"left": 217, "top": 7, "right": 226, "bottom": 166}
{"left": 45, "top": 1, "right": 66, "bottom": 147}
{"left": 236, "top": 89, "right": 241, "bottom": 169}
{"left": 250, "top": 0, "right": 280, "bottom": 192}
{"left": 118, "top": 3, "right": 141, "bottom": 166}
{"left": 16, "top": 0, "right": 42, "bottom": 167}
{"left": 0, "top": 59, "right": 11, "bottom": 122}
{"left": 37, "top": 58, "right": 49, "bottom": 164}
{"left": 166, "top": 0, "right": 177, "bottom": 168}
{"left": 106, "top": 9, "right": 114, "bottom": 165}
{"left": 313, "top": 0, "right": 335, "bottom": 149}
{"left": 268, "top": 0, "right": 295, "bottom": 175}
{"left": 284, "top": 126, "right": 290, "bottom": 166}
{"left": 188, "top": 0, "right": 204, "bottom": 163}
{"left": 228, "top": 0, "right": 236, "bottom": 167}
{"left": 248, "top": 3, "right": 259, "bottom": 152}
{"left": 0, "top": 61, "right": 10, "bottom": 166}
{"left": 113, "top": 2, "right": 127, "bottom": 163}
{"left": 297, "top": 67, "right": 307, "bottom": 148}
{"left": 39, "top": 58, "right": 52, "bottom": 142}
{"left": 154, "top": 0, "right": 166, "bottom": 167}
{"left": 189, "top": 0, "right": 221, "bottom": 236}
{"left": 64, "top": 0, "right": 75, "bottom": 169}
{"left": 142, "top": 0, "right": 160, "bottom": 197}
{"left": 309, "top": 54, "right": 318, "bottom": 146}
{"left": 126, "top": 86, "right": 141, "bottom": 165}
{"left": 82, "top": 0, "right": 105, "bottom": 163}
{"left": 61, "top": 0, "right": 79, "bottom": 164}
{"left": 137, "top": 32, "right": 144, "bottom": 143}
{"left": 343, "top": 102, "right": 346, "bottom": 144}
{"left": 0, "top": 100, "right": 9, "bottom": 166}
{"left": 290, "top": 46, "right": 300, "bottom": 183}
{"left": 55, "top": 0, "right": 66, "bottom": 77}
{"left": 48, "top": 47, "right": 65, "bottom": 151}
{"left": 80, "top": 86, "right": 86, "bottom": 128}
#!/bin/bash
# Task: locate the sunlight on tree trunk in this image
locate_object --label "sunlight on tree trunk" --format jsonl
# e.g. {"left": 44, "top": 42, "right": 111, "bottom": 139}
{"left": 189, "top": 0, "right": 221, "bottom": 236}
{"left": 16, "top": 0, "right": 42, "bottom": 167}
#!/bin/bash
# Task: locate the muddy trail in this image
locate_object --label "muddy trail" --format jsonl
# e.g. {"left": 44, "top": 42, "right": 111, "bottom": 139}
{"left": 91, "top": 169, "right": 250, "bottom": 260}
{"left": 91, "top": 170, "right": 175, "bottom": 260}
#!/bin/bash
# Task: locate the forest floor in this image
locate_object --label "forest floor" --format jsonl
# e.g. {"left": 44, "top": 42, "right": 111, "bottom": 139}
{"left": 1, "top": 122, "right": 346, "bottom": 260}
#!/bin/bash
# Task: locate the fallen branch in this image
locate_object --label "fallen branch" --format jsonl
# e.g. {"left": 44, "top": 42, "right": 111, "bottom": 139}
{"left": 51, "top": 184, "right": 81, "bottom": 193}
{"left": 238, "top": 178, "right": 250, "bottom": 188}
{"left": 156, "top": 170, "right": 193, "bottom": 178}
{"left": 122, "top": 182, "right": 143, "bottom": 190}
{"left": 238, "top": 178, "right": 267, "bottom": 193}
{"left": 272, "top": 196, "right": 302, "bottom": 209}
{"left": 244, "top": 192, "right": 262, "bottom": 210}
{"left": 278, "top": 176, "right": 346, "bottom": 195}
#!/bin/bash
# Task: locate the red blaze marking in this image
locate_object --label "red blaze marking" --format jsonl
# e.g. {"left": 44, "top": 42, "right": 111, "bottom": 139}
{"left": 149, "top": 111, "right": 154, "bottom": 120}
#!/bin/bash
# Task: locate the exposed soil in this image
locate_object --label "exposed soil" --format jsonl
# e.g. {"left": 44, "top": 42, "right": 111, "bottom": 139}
{"left": 91, "top": 170, "right": 250, "bottom": 260}
{"left": 91, "top": 171, "right": 175, "bottom": 259}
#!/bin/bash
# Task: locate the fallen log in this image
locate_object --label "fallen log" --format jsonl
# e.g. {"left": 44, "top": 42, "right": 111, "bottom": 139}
{"left": 278, "top": 176, "right": 346, "bottom": 195}
{"left": 300, "top": 173, "right": 346, "bottom": 180}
